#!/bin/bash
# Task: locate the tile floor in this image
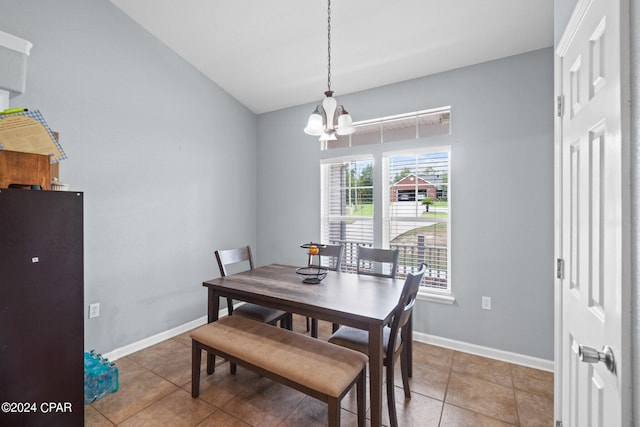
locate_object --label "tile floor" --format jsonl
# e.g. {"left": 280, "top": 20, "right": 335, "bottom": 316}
{"left": 85, "top": 315, "right": 554, "bottom": 426}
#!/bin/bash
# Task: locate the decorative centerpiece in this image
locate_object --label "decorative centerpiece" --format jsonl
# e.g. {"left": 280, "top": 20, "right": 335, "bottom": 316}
{"left": 296, "top": 243, "right": 328, "bottom": 284}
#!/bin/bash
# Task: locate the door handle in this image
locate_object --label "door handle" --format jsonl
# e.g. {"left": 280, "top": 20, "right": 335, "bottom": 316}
{"left": 578, "top": 345, "right": 616, "bottom": 373}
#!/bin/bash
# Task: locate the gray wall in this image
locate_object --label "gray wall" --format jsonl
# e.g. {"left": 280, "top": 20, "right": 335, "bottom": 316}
{"left": 257, "top": 48, "right": 555, "bottom": 360}
{"left": 0, "top": 0, "right": 258, "bottom": 353}
{"left": 554, "top": 0, "right": 578, "bottom": 45}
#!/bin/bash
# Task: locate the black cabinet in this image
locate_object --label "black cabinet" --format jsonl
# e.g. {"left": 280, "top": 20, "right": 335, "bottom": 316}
{"left": 0, "top": 189, "right": 84, "bottom": 426}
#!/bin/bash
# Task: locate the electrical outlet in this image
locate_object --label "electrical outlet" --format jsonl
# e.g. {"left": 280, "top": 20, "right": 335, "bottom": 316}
{"left": 481, "top": 296, "right": 492, "bottom": 310}
{"left": 89, "top": 303, "right": 100, "bottom": 319}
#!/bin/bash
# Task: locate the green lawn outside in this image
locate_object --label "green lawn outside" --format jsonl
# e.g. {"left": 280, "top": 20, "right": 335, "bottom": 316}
{"left": 350, "top": 204, "right": 374, "bottom": 216}
{"left": 348, "top": 202, "right": 449, "bottom": 217}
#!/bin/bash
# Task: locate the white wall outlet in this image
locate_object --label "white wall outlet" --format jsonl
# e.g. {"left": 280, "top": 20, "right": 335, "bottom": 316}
{"left": 481, "top": 296, "right": 492, "bottom": 310}
{"left": 89, "top": 303, "right": 100, "bottom": 319}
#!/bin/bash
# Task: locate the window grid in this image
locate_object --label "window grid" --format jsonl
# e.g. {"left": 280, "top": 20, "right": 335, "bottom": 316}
{"left": 387, "top": 151, "right": 450, "bottom": 289}
{"left": 321, "top": 159, "right": 374, "bottom": 273}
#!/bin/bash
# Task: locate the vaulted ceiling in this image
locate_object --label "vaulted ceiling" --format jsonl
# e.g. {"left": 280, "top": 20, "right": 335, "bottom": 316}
{"left": 111, "top": 0, "right": 554, "bottom": 114}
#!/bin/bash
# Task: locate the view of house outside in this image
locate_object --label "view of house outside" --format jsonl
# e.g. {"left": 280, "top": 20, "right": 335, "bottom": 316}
{"left": 321, "top": 150, "right": 450, "bottom": 289}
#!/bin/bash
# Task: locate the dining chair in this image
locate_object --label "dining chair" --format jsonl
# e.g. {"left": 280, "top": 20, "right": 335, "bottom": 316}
{"left": 328, "top": 263, "right": 427, "bottom": 427}
{"left": 311, "top": 243, "right": 344, "bottom": 271}
{"left": 329, "top": 246, "right": 401, "bottom": 334}
{"left": 305, "top": 243, "right": 344, "bottom": 338}
{"left": 356, "top": 246, "right": 400, "bottom": 279}
{"left": 215, "top": 246, "right": 292, "bottom": 330}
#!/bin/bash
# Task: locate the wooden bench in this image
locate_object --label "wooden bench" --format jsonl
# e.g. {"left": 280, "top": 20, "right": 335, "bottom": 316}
{"left": 190, "top": 316, "right": 368, "bottom": 427}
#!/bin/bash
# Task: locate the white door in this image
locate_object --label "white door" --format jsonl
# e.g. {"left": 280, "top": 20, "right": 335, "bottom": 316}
{"left": 555, "top": 0, "right": 631, "bottom": 425}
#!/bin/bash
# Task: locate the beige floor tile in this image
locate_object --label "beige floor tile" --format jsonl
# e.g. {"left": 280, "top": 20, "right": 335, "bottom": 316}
{"left": 515, "top": 389, "right": 554, "bottom": 427}
{"left": 173, "top": 330, "right": 195, "bottom": 347}
{"left": 440, "top": 403, "right": 517, "bottom": 426}
{"left": 279, "top": 395, "right": 362, "bottom": 427}
{"left": 113, "top": 357, "right": 149, "bottom": 384}
{"left": 118, "top": 389, "right": 216, "bottom": 427}
{"left": 511, "top": 364, "right": 554, "bottom": 399}
{"left": 126, "top": 339, "right": 193, "bottom": 387}
{"left": 445, "top": 372, "right": 518, "bottom": 425}
{"left": 196, "top": 409, "right": 252, "bottom": 427}
{"left": 85, "top": 404, "right": 116, "bottom": 426}
{"left": 90, "top": 370, "right": 177, "bottom": 424}
{"left": 221, "top": 376, "right": 306, "bottom": 427}
{"left": 452, "top": 351, "right": 513, "bottom": 387}
{"left": 191, "top": 362, "right": 263, "bottom": 408}
{"left": 375, "top": 386, "right": 443, "bottom": 427}
{"left": 394, "top": 360, "right": 450, "bottom": 401}
{"left": 411, "top": 341, "right": 455, "bottom": 370}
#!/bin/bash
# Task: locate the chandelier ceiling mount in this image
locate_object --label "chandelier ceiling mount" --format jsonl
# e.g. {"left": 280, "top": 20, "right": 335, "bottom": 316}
{"left": 304, "top": 0, "right": 356, "bottom": 141}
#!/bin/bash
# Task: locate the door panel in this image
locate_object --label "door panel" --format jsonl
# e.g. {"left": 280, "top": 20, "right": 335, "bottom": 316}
{"left": 556, "top": 0, "right": 629, "bottom": 425}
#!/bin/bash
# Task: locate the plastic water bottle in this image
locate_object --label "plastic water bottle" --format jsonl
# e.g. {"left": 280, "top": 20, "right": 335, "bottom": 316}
{"left": 84, "top": 350, "right": 119, "bottom": 403}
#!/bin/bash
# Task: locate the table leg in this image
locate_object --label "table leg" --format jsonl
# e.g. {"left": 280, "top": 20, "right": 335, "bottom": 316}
{"left": 368, "top": 324, "right": 384, "bottom": 427}
{"left": 206, "top": 289, "right": 220, "bottom": 374}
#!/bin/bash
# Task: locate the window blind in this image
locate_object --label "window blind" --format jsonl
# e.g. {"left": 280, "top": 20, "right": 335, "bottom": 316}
{"left": 386, "top": 151, "right": 450, "bottom": 289}
{"left": 321, "top": 158, "right": 374, "bottom": 272}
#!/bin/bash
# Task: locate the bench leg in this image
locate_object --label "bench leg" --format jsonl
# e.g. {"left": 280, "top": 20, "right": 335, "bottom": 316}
{"left": 356, "top": 370, "right": 366, "bottom": 427}
{"left": 328, "top": 397, "right": 340, "bottom": 427}
{"left": 207, "top": 352, "right": 216, "bottom": 375}
{"left": 192, "top": 340, "right": 202, "bottom": 398}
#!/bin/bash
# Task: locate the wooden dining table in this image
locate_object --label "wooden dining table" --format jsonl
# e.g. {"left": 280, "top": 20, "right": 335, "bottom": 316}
{"left": 202, "top": 263, "right": 407, "bottom": 427}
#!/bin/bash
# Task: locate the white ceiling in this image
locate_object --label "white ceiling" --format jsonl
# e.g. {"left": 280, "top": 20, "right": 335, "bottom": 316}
{"left": 110, "top": 0, "right": 554, "bottom": 114}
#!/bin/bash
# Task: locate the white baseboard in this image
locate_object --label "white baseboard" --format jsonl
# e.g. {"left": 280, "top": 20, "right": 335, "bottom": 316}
{"left": 102, "top": 311, "right": 553, "bottom": 372}
{"left": 413, "top": 331, "right": 554, "bottom": 372}
{"left": 102, "top": 305, "right": 237, "bottom": 361}
{"left": 102, "top": 314, "right": 210, "bottom": 361}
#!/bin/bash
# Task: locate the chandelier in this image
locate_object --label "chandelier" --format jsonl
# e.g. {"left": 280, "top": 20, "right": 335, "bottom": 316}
{"left": 304, "top": 0, "right": 356, "bottom": 141}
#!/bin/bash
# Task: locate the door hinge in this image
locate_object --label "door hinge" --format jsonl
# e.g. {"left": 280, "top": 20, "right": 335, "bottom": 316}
{"left": 556, "top": 258, "right": 565, "bottom": 280}
{"left": 557, "top": 95, "right": 564, "bottom": 117}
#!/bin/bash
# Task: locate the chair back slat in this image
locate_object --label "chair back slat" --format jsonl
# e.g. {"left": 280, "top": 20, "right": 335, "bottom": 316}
{"left": 215, "top": 246, "right": 254, "bottom": 277}
{"left": 356, "top": 246, "right": 400, "bottom": 278}
{"left": 308, "top": 243, "right": 344, "bottom": 272}
{"left": 386, "top": 263, "right": 427, "bottom": 360}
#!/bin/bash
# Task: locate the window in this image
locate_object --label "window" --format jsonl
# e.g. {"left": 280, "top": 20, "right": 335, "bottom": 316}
{"left": 386, "top": 151, "right": 449, "bottom": 290}
{"left": 320, "top": 109, "right": 452, "bottom": 296}
{"left": 321, "top": 158, "right": 374, "bottom": 273}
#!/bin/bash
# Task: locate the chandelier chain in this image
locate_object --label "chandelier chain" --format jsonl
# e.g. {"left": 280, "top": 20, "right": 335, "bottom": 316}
{"left": 327, "top": 0, "right": 331, "bottom": 92}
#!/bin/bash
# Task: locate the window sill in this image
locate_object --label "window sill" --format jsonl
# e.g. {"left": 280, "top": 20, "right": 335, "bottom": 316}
{"left": 417, "top": 290, "right": 456, "bottom": 304}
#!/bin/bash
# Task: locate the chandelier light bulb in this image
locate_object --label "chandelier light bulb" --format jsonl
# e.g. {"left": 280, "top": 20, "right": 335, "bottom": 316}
{"left": 304, "top": 105, "right": 324, "bottom": 136}
{"left": 336, "top": 110, "right": 356, "bottom": 135}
